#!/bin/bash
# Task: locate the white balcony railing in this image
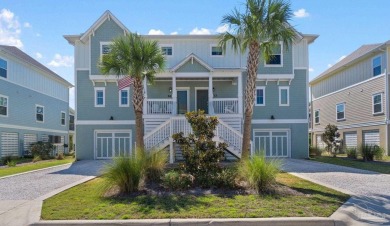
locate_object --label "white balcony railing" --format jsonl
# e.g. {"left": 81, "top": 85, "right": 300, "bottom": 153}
{"left": 213, "top": 98, "right": 239, "bottom": 114}
{"left": 146, "top": 99, "right": 174, "bottom": 115}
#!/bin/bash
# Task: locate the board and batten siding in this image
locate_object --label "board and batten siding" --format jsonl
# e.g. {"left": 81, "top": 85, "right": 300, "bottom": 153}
{"left": 312, "top": 51, "right": 387, "bottom": 99}
{"left": 293, "top": 39, "right": 309, "bottom": 68}
{"left": 312, "top": 75, "right": 386, "bottom": 131}
{"left": 75, "top": 40, "right": 90, "bottom": 69}
{"left": 0, "top": 53, "right": 69, "bottom": 102}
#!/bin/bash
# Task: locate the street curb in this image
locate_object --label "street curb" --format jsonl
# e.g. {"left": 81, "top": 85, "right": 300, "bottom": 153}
{"left": 30, "top": 217, "right": 339, "bottom": 226}
{"left": 0, "top": 163, "right": 73, "bottom": 180}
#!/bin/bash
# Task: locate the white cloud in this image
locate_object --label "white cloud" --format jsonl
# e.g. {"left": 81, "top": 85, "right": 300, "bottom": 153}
{"left": 337, "top": 55, "right": 346, "bottom": 62}
{"left": 170, "top": 31, "right": 178, "bottom": 35}
{"left": 148, "top": 29, "right": 164, "bottom": 35}
{"left": 35, "top": 52, "right": 42, "bottom": 59}
{"left": 23, "top": 22, "right": 31, "bottom": 28}
{"left": 309, "top": 67, "right": 314, "bottom": 72}
{"left": 216, "top": 24, "right": 229, "bottom": 33}
{"left": 48, "top": 54, "right": 73, "bottom": 67}
{"left": 0, "top": 9, "right": 23, "bottom": 48}
{"left": 189, "top": 27, "right": 211, "bottom": 35}
{"left": 294, "top": 9, "right": 310, "bottom": 18}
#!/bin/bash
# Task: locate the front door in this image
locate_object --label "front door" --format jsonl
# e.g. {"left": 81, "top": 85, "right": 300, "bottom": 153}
{"left": 196, "top": 89, "right": 208, "bottom": 114}
{"left": 177, "top": 90, "right": 188, "bottom": 114}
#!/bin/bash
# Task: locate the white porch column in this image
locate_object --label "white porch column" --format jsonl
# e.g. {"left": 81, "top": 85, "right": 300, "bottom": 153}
{"left": 238, "top": 74, "right": 243, "bottom": 115}
{"left": 169, "top": 138, "right": 174, "bottom": 163}
{"left": 143, "top": 77, "right": 148, "bottom": 114}
{"left": 172, "top": 74, "right": 177, "bottom": 115}
{"left": 208, "top": 73, "right": 214, "bottom": 115}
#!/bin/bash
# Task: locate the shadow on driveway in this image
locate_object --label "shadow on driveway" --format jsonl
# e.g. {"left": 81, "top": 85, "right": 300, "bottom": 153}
{"left": 49, "top": 160, "right": 110, "bottom": 177}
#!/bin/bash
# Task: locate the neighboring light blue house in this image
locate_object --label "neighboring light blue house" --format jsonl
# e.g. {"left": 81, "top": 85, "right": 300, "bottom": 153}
{"left": 64, "top": 11, "right": 317, "bottom": 161}
{"left": 0, "top": 45, "right": 73, "bottom": 157}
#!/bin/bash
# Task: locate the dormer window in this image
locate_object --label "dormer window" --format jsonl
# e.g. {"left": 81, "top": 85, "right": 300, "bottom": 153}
{"left": 0, "top": 58, "right": 7, "bottom": 78}
{"left": 265, "top": 43, "right": 283, "bottom": 66}
{"left": 373, "top": 56, "right": 381, "bottom": 76}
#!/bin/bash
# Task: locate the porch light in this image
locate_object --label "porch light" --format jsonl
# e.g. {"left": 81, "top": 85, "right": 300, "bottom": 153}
{"left": 270, "top": 115, "right": 275, "bottom": 120}
{"left": 169, "top": 87, "right": 172, "bottom": 93}
{"left": 110, "top": 116, "right": 114, "bottom": 120}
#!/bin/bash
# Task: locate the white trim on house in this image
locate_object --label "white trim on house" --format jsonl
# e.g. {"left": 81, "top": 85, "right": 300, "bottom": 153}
{"left": 119, "top": 87, "right": 130, "bottom": 107}
{"left": 35, "top": 104, "right": 44, "bottom": 123}
{"left": 100, "top": 41, "right": 112, "bottom": 59}
{"left": 159, "top": 44, "right": 174, "bottom": 57}
{"left": 170, "top": 53, "right": 214, "bottom": 72}
{"left": 372, "top": 55, "right": 382, "bottom": 77}
{"left": 94, "top": 129, "right": 132, "bottom": 160}
{"left": 255, "top": 86, "right": 265, "bottom": 106}
{"left": 0, "top": 56, "right": 8, "bottom": 79}
{"left": 210, "top": 44, "right": 223, "bottom": 57}
{"left": 94, "top": 87, "right": 105, "bottom": 107}
{"left": 0, "top": 123, "right": 68, "bottom": 134}
{"left": 311, "top": 121, "right": 386, "bottom": 132}
{"left": 61, "top": 111, "right": 66, "bottom": 126}
{"left": 264, "top": 42, "right": 283, "bottom": 68}
{"left": 372, "top": 92, "right": 384, "bottom": 115}
{"left": 312, "top": 73, "right": 385, "bottom": 101}
{"left": 314, "top": 109, "right": 320, "bottom": 125}
{"left": 336, "top": 102, "right": 346, "bottom": 121}
{"left": 252, "top": 119, "right": 307, "bottom": 124}
{"left": 76, "top": 120, "right": 135, "bottom": 125}
{"left": 279, "top": 86, "right": 289, "bottom": 106}
{"left": 253, "top": 128, "right": 291, "bottom": 157}
{"left": 0, "top": 94, "right": 8, "bottom": 117}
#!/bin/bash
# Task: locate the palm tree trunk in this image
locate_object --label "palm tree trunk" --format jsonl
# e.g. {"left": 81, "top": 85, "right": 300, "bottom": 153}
{"left": 132, "top": 77, "right": 145, "bottom": 155}
{"left": 242, "top": 42, "right": 260, "bottom": 159}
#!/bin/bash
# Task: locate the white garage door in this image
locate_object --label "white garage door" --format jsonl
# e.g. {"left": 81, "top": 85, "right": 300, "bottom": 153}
{"left": 1, "top": 132, "right": 19, "bottom": 157}
{"left": 344, "top": 132, "right": 357, "bottom": 149}
{"left": 253, "top": 130, "right": 289, "bottom": 157}
{"left": 95, "top": 130, "right": 132, "bottom": 159}
{"left": 363, "top": 130, "right": 380, "bottom": 146}
{"left": 24, "top": 134, "right": 37, "bottom": 155}
{"left": 316, "top": 134, "right": 325, "bottom": 149}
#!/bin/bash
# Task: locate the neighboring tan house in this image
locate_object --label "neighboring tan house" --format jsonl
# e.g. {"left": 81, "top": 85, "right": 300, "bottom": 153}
{"left": 64, "top": 11, "right": 317, "bottom": 161}
{"left": 310, "top": 40, "right": 390, "bottom": 155}
{"left": 0, "top": 45, "right": 73, "bottom": 157}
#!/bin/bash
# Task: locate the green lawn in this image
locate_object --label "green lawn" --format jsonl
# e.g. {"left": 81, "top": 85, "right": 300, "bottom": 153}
{"left": 311, "top": 156, "right": 390, "bottom": 174}
{"left": 42, "top": 172, "right": 349, "bottom": 220}
{"left": 0, "top": 157, "right": 75, "bottom": 178}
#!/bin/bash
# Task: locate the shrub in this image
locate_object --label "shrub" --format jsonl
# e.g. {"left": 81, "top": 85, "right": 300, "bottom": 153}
{"left": 2, "top": 156, "right": 13, "bottom": 165}
{"left": 101, "top": 156, "right": 144, "bottom": 194}
{"left": 33, "top": 155, "right": 42, "bottom": 163}
{"left": 162, "top": 170, "right": 194, "bottom": 190}
{"left": 321, "top": 124, "right": 341, "bottom": 157}
{"left": 309, "top": 146, "right": 322, "bottom": 157}
{"left": 359, "top": 145, "right": 384, "bottom": 161}
{"left": 214, "top": 167, "right": 238, "bottom": 189}
{"left": 56, "top": 152, "right": 64, "bottom": 160}
{"left": 238, "top": 154, "right": 281, "bottom": 193}
{"left": 31, "top": 141, "right": 54, "bottom": 160}
{"left": 172, "top": 110, "right": 226, "bottom": 187}
{"left": 144, "top": 149, "right": 169, "bottom": 183}
{"left": 6, "top": 160, "right": 16, "bottom": 167}
{"left": 346, "top": 148, "right": 357, "bottom": 159}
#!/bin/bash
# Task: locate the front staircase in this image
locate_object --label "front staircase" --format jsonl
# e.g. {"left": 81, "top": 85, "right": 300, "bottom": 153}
{"left": 143, "top": 116, "right": 244, "bottom": 162}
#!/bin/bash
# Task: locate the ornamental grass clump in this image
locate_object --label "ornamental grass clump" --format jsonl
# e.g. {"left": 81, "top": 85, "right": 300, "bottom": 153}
{"left": 144, "top": 149, "right": 169, "bottom": 183}
{"left": 238, "top": 154, "right": 281, "bottom": 193}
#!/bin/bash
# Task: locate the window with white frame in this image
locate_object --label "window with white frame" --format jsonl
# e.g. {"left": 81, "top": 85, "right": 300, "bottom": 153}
{"left": 0, "top": 58, "right": 7, "bottom": 78}
{"left": 372, "top": 93, "right": 383, "bottom": 114}
{"left": 265, "top": 43, "right": 282, "bottom": 66}
{"left": 161, "top": 46, "right": 173, "bottom": 56}
{"left": 279, "top": 86, "right": 289, "bottom": 106}
{"left": 372, "top": 56, "right": 381, "bottom": 76}
{"left": 255, "top": 87, "right": 265, "bottom": 106}
{"left": 36, "top": 105, "right": 44, "bottom": 122}
{"left": 211, "top": 45, "right": 223, "bottom": 56}
{"left": 94, "top": 87, "right": 105, "bottom": 107}
{"left": 0, "top": 95, "right": 8, "bottom": 116}
{"left": 314, "top": 109, "right": 320, "bottom": 124}
{"left": 119, "top": 88, "right": 129, "bottom": 107}
{"left": 61, "top": 111, "right": 66, "bottom": 126}
{"left": 336, "top": 103, "right": 345, "bottom": 120}
{"left": 100, "top": 42, "right": 112, "bottom": 58}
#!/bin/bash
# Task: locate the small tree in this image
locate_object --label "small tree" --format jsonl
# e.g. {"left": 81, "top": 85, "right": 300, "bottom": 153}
{"left": 321, "top": 124, "right": 340, "bottom": 157}
{"left": 172, "top": 110, "right": 226, "bottom": 187}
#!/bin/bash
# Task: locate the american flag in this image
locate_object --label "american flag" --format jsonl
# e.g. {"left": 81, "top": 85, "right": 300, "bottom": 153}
{"left": 118, "top": 76, "right": 134, "bottom": 90}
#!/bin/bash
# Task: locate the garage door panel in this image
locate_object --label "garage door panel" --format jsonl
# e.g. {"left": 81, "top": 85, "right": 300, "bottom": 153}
{"left": 363, "top": 131, "right": 380, "bottom": 146}
{"left": 344, "top": 132, "right": 357, "bottom": 149}
{"left": 254, "top": 130, "right": 289, "bottom": 157}
{"left": 1, "top": 132, "right": 19, "bottom": 157}
{"left": 95, "top": 130, "right": 132, "bottom": 159}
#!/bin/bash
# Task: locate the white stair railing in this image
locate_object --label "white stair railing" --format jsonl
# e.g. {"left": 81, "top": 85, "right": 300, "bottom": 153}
{"left": 144, "top": 119, "right": 171, "bottom": 150}
{"left": 216, "top": 120, "right": 243, "bottom": 156}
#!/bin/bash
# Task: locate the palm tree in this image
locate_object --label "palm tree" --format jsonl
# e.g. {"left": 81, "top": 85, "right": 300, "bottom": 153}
{"left": 219, "top": 0, "right": 297, "bottom": 159}
{"left": 100, "top": 33, "right": 165, "bottom": 154}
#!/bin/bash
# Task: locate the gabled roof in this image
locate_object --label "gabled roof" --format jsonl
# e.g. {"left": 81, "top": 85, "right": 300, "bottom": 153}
{"left": 310, "top": 41, "right": 389, "bottom": 85}
{"left": 170, "top": 53, "right": 214, "bottom": 72}
{"left": 0, "top": 45, "right": 73, "bottom": 87}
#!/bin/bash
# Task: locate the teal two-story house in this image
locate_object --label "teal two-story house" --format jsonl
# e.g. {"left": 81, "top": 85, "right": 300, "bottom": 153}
{"left": 0, "top": 45, "right": 73, "bottom": 157}
{"left": 65, "top": 11, "right": 317, "bottom": 161}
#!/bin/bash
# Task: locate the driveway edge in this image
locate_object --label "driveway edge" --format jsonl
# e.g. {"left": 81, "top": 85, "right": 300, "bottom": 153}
{"left": 0, "top": 163, "right": 73, "bottom": 180}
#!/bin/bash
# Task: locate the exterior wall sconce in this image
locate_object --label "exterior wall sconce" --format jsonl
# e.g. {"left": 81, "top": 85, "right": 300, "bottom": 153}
{"left": 110, "top": 116, "right": 114, "bottom": 120}
{"left": 169, "top": 87, "right": 172, "bottom": 93}
{"left": 270, "top": 115, "right": 275, "bottom": 120}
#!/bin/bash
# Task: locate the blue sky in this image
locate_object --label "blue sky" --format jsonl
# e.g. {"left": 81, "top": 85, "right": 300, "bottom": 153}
{"left": 1, "top": 0, "right": 390, "bottom": 108}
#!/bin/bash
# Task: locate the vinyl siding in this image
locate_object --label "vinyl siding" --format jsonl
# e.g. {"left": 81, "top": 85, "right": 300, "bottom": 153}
{"left": 76, "top": 70, "right": 135, "bottom": 120}
{"left": 312, "top": 75, "right": 386, "bottom": 131}
{"left": 75, "top": 40, "right": 90, "bottom": 69}
{"left": 176, "top": 60, "right": 210, "bottom": 73}
{"left": 293, "top": 39, "right": 308, "bottom": 68}
{"left": 0, "top": 52, "right": 69, "bottom": 102}
{"left": 258, "top": 43, "right": 293, "bottom": 75}
{"left": 311, "top": 51, "right": 387, "bottom": 98}
{"left": 253, "top": 69, "right": 307, "bottom": 119}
